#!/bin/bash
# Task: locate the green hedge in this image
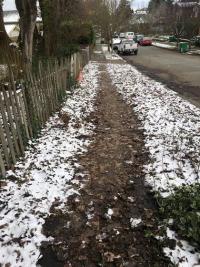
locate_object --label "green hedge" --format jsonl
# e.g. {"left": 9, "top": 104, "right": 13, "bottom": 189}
{"left": 159, "top": 184, "right": 200, "bottom": 246}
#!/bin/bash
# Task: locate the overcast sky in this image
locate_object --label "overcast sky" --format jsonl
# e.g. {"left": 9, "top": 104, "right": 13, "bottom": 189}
{"left": 3, "top": 0, "right": 149, "bottom": 11}
{"left": 3, "top": 0, "right": 15, "bottom": 10}
{"left": 132, "top": 0, "right": 149, "bottom": 9}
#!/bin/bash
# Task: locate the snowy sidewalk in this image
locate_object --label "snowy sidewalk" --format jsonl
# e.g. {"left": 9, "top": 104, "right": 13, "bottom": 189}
{"left": 0, "top": 62, "right": 99, "bottom": 266}
{"left": 107, "top": 62, "right": 200, "bottom": 266}
{"left": 107, "top": 62, "right": 200, "bottom": 196}
{"left": 1, "top": 53, "right": 200, "bottom": 267}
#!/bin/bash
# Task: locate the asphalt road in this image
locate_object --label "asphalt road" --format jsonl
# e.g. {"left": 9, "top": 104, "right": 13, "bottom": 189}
{"left": 123, "top": 46, "right": 200, "bottom": 107}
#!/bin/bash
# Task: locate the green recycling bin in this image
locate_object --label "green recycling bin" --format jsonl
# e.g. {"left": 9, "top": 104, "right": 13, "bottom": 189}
{"left": 179, "top": 42, "right": 189, "bottom": 53}
{"left": 169, "top": 36, "right": 177, "bottom": 42}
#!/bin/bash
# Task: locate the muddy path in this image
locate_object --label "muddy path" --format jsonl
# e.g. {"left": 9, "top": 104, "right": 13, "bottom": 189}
{"left": 38, "top": 63, "right": 172, "bottom": 267}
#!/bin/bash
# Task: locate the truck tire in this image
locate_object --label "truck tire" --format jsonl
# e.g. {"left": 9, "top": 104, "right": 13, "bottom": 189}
{"left": 134, "top": 50, "right": 138, "bottom": 55}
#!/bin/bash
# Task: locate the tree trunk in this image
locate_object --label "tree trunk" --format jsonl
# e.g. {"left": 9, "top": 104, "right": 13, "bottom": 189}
{"left": 15, "top": 0, "right": 37, "bottom": 68}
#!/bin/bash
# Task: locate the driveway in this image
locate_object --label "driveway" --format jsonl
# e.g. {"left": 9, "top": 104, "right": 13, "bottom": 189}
{"left": 123, "top": 46, "right": 200, "bottom": 107}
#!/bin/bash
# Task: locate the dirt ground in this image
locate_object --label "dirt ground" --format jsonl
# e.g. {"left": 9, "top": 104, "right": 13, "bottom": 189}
{"left": 38, "top": 62, "right": 173, "bottom": 267}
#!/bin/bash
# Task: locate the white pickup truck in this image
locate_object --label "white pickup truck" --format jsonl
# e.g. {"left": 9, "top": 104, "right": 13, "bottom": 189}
{"left": 118, "top": 39, "right": 138, "bottom": 55}
{"left": 112, "top": 38, "right": 121, "bottom": 52}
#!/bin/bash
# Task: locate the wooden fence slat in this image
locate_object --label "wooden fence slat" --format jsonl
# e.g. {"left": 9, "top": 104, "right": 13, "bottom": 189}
{"left": 0, "top": 149, "right": 6, "bottom": 177}
{"left": 0, "top": 92, "right": 16, "bottom": 165}
{"left": 17, "top": 91, "right": 30, "bottom": 140}
{"left": 9, "top": 69, "right": 28, "bottom": 150}
{"left": 26, "top": 71, "right": 43, "bottom": 131}
{"left": 51, "top": 62, "right": 59, "bottom": 108}
{"left": 6, "top": 86, "right": 25, "bottom": 154}
{"left": 46, "top": 67, "right": 54, "bottom": 113}
{"left": 20, "top": 85, "right": 33, "bottom": 139}
{"left": 0, "top": 51, "right": 89, "bottom": 176}
{"left": 31, "top": 73, "right": 45, "bottom": 125}
{"left": 0, "top": 122, "right": 10, "bottom": 165}
{"left": 2, "top": 88, "right": 21, "bottom": 156}
{"left": 38, "top": 62, "right": 51, "bottom": 118}
{"left": 48, "top": 61, "right": 58, "bottom": 110}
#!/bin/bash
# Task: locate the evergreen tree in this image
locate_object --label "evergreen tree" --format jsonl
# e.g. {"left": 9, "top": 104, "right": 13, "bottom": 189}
{"left": 148, "top": 0, "right": 173, "bottom": 12}
{"left": 116, "top": 0, "right": 133, "bottom": 31}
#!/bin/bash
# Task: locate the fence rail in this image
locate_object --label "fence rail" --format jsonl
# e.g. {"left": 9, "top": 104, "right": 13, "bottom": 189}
{"left": 0, "top": 49, "right": 90, "bottom": 177}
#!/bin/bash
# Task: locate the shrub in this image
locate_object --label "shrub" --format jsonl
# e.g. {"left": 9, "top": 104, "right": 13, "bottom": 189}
{"left": 160, "top": 184, "right": 200, "bottom": 246}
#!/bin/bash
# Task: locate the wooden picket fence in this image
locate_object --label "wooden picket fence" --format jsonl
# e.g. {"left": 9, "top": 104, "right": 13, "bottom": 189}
{"left": 0, "top": 49, "right": 90, "bottom": 177}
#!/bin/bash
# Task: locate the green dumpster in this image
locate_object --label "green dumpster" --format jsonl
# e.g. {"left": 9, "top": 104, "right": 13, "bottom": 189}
{"left": 169, "top": 36, "right": 177, "bottom": 42}
{"left": 178, "top": 42, "right": 189, "bottom": 53}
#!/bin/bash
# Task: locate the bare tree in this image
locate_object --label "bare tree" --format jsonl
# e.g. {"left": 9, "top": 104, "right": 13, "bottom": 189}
{"left": 116, "top": 0, "right": 133, "bottom": 32}
{"left": 84, "top": 0, "right": 119, "bottom": 50}
{"left": 15, "top": 0, "right": 37, "bottom": 68}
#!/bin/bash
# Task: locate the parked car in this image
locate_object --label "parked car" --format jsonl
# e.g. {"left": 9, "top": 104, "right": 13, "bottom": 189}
{"left": 191, "top": 36, "right": 200, "bottom": 47}
{"left": 118, "top": 39, "right": 138, "bottom": 55}
{"left": 139, "top": 37, "right": 152, "bottom": 46}
{"left": 125, "top": 32, "right": 135, "bottom": 40}
{"left": 119, "top": 32, "right": 126, "bottom": 39}
{"left": 100, "top": 38, "right": 105, "bottom": 44}
{"left": 134, "top": 34, "right": 144, "bottom": 43}
{"left": 169, "top": 35, "right": 177, "bottom": 42}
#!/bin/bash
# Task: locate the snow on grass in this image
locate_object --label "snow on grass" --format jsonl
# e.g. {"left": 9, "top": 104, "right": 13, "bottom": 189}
{"left": 187, "top": 49, "right": 200, "bottom": 56}
{"left": 152, "top": 42, "right": 177, "bottom": 50}
{"left": 101, "top": 45, "right": 122, "bottom": 60}
{"left": 130, "top": 218, "right": 142, "bottom": 228}
{"left": 106, "top": 208, "right": 114, "bottom": 219}
{"left": 107, "top": 63, "right": 200, "bottom": 197}
{"left": 0, "top": 62, "right": 99, "bottom": 267}
{"left": 107, "top": 62, "right": 200, "bottom": 266}
{"left": 105, "top": 52, "right": 122, "bottom": 60}
{"left": 164, "top": 228, "right": 200, "bottom": 267}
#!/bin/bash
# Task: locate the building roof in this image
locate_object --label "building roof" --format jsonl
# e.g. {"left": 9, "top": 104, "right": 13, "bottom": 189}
{"left": 5, "top": 24, "right": 17, "bottom": 34}
{"left": 177, "top": 0, "right": 200, "bottom": 7}
{"left": 4, "top": 10, "right": 19, "bottom": 24}
{"left": 3, "top": 10, "right": 42, "bottom": 25}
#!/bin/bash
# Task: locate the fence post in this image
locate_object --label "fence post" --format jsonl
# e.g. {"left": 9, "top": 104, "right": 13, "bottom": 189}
{"left": 0, "top": 92, "right": 16, "bottom": 165}
{"left": 0, "top": 150, "right": 6, "bottom": 177}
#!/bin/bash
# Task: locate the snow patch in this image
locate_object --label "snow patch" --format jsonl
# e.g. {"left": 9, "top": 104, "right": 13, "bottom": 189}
{"left": 107, "top": 62, "right": 200, "bottom": 267}
{"left": 152, "top": 42, "right": 176, "bottom": 50}
{"left": 164, "top": 228, "right": 200, "bottom": 267}
{"left": 130, "top": 218, "right": 142, "bottom": 228}
{"left": 106, "top": 208, "right": 114, "bottom": 219}
{"left": 107, "top": 63, "right": 200, "bottom": 197}
{"left": 0, "top": 62, "right": 100, "bottom": 267}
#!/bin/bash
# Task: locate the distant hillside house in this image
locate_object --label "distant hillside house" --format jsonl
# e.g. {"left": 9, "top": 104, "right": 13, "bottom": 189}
{"left": 132, "top": 8, "right": 148, "bottom": 24}
{"left": 177, "top": 0, "right": 200, "bottom": 17}
{"left": 4, "top": 10, "right": 42, "bottom": 42}
{"left": 135, "top": 9, "right": 148, "bottom": 15}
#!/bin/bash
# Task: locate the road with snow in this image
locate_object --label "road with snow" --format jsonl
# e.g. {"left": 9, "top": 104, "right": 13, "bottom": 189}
{"left": 123, "top": 46, "right": 200, "bottom": 107}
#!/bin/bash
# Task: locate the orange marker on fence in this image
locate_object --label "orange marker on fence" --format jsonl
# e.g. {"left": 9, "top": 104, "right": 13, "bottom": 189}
{"left": 77, "top": 70, "right": 83, "bottom": 83}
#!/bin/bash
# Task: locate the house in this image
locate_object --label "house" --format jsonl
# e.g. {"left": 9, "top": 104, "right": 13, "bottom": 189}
{"left": 132, "top": 8, "right": 148, "bottom": 24}
{"left": 131, "top": 8, "right": 150, "bottom": 34}
{"left": 3, "top": 10, "right": 42, "bottom": 42}
{"left": 4, "top": 10, "right": 20, "bottom": 42}
{"left": 177, "top": 0, "right": 200, "bottom": 17}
